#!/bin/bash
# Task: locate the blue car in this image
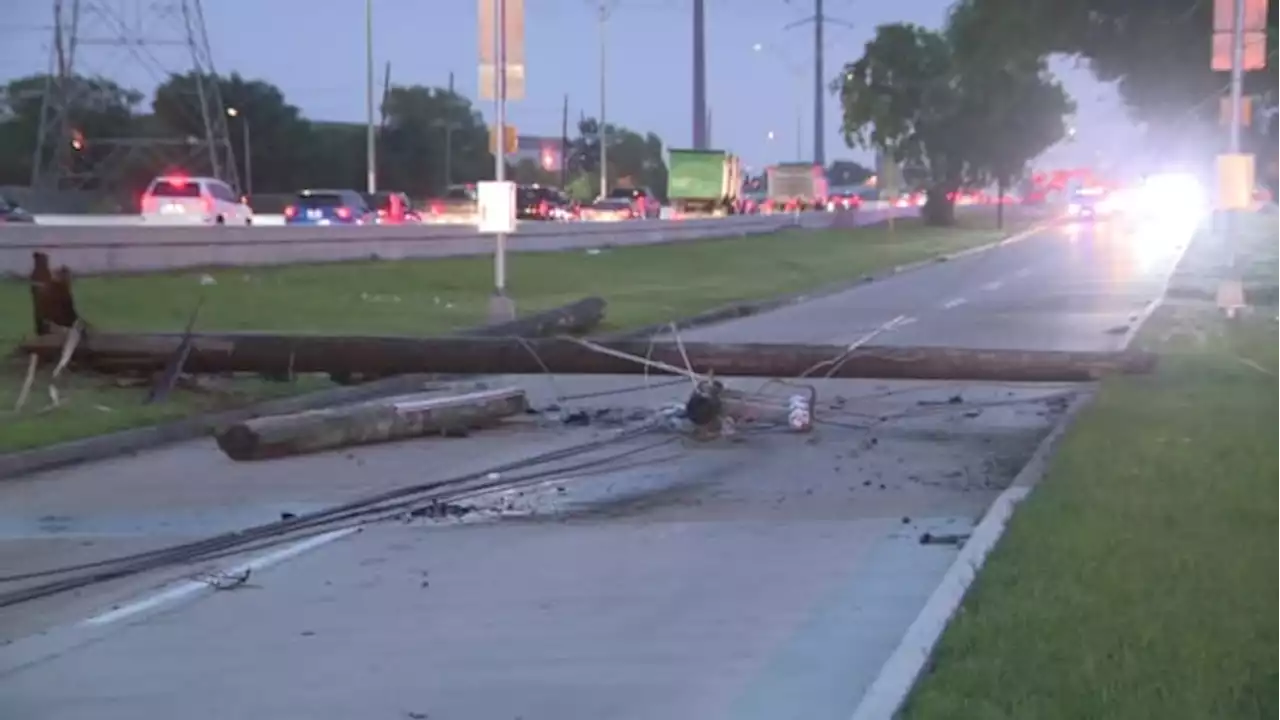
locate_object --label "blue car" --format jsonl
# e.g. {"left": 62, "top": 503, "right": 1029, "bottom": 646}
{"left": 284, "top": 189, "right": 375, "bottom": 225}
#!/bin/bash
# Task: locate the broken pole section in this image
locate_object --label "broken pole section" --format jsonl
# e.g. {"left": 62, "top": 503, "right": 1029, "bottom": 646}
{"left": 214, "top": 386, "right": 528, "bottom": 461}
{"left": 23, "top": 332, "right": 1159, "bottom": 383}
{"left": 462, "top": 296, "right": 606, "bottom": 337}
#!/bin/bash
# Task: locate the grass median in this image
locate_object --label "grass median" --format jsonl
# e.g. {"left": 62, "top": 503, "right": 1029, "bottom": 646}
{"left": 901, "top": 216, "right": 1278, "bottom": 720}
{"left": 0, "top": 210, "right": 1037, "bottom": 452}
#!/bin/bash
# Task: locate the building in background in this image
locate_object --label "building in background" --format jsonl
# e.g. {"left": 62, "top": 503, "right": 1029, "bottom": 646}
{"left": 511, "top": 135, "right": 562, "bottom": 172}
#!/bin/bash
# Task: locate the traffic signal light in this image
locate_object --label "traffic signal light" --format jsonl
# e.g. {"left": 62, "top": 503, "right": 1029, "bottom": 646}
{"left": 489, "top": 124, "right": 518, "bottom": 155}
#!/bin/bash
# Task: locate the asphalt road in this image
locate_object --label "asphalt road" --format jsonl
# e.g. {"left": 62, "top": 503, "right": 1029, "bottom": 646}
{"left": 0, "top": 215, "right": 1193, "bottom": 720}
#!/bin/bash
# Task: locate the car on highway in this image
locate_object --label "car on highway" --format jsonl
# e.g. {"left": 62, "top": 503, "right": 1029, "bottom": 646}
{"left": 517, "top": 185, "right": 576, "bottom": 221}
{"left": 363, "top": 191, "right": 422, "bottom": 224}
{"left": 739, "top": 190, "right": 767, "bottom": 214}
{"left": 604, "top": 187, "right": 661, "bottom": 219}
{"left": 0, "top": 195, "right": 35, "bottom": 224}
{"left": 284, "top": 189, "right": 376, "bottom": 226}
{"left": 825, "top": 191, "right": 863, "bottom": 212}
{"left": 425, "top": 185, "right": 478, "bottom": 223}
{"left": 140, "top": 175, "right": 253, "bottom": 226}
{"left": 1066, "top": 186, "right": 1112, "bottom": 221}
{"left": 579, "top": 198, "right": 635, "bottom": 222}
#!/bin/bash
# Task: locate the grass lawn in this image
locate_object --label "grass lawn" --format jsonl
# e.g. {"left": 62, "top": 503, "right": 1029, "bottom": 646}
{"left": 0, "top": 210, "right": 1037, "bottom": 452}
{"left": 901, "top": 218, "right": 1278, "bottom": 720}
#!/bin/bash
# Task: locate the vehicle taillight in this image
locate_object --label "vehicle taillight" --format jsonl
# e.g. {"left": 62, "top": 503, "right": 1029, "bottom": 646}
{"left": 201, "top": 195, "right": 213, "bottom": 214}
{"left": 430, "top": 202, "right": 443, "bottom": 215}
{"left": 284, "top": 205, "right": 297, "bottom": 218}
{"left": 140, "top": 194, "right": 154, "bottom": 213}
{"left": 335, "top": 206, "right": 353, "bottom": 220}
{"left": 538, "top": 200, "right": 548, "bottom": 217}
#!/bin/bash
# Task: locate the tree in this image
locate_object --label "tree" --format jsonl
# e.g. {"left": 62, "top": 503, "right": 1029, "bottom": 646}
{"left": 827, "top": 160, "right": 873, "bottom": 186}
{"left": 834, "top": 22, "right": 1073, "bottom": 225}
{"left": 379, "top": 85, "right": 490, "bottom": 197}
{"left": 153, "top": 72, "right": 312, "bottom": 193}
{"left": 0, "top": 73, "right": 141, "bottom": 187}
{"left": 567, "top": 118, "right": 668, "bottom": 199}
{"left": 948, "top": 0, "right": 1278, "bottom": 169}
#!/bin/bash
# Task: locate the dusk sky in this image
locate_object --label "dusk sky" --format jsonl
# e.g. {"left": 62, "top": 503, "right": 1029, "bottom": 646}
{"left": 3, "top": 0, "right": 1143, "bottom": 170}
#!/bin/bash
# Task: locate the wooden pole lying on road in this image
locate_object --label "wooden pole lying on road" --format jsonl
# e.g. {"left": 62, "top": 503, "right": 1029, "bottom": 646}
{"left": 214, "top": 386, "right": 528, "bottom": 461}
{"left": 21, "top": 331, "right": 1158, "bottom": 383}
{"left": 462, "top": 296, "right": 606, "bottom": 337}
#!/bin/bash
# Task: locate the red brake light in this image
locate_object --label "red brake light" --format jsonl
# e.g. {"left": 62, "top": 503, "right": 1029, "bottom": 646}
{"left": 430, "top": 202, "right": 443, "bottom": 215}
{"left": 538, "top": 200, "right": 548, "bottom": 216}
{"left": 335, "top": 206, "right": 353, "bottom": 220}
{"left": 284, "top": 205, "right": 297, "bottom": 218}
{"left": 201, "top": 195, "right": 213, "bottom": 214}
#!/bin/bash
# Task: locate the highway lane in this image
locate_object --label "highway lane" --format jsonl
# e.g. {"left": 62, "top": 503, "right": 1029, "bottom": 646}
{"left": 0, "top": 214, "right": 1179, "bottom": 719}
{"left": 1, "top": 210, "right": 891, "bottom": 275}
{"left": 690, "top": 215, "right": 1189, "bottom": 352}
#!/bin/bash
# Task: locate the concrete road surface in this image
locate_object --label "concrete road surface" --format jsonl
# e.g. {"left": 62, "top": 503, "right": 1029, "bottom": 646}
{"left": 0, "top": 216, "right": 1192, "bottom": 720}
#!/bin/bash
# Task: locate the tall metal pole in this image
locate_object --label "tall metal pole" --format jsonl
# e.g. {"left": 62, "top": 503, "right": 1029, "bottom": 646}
{"left": 494, "top": 0, "right": 508, "bottom": 293}
{"left": 692, "top": 0, "right": 707, "bottom": 149}
{"left": 364, "top": 0, "right": 376, "bottom": 193}
{"left": 813, "top": 0, "right": 824, "bottom": 166}
{"left": 243, "top": 120, "right": 252, "bottom": 197}
{"left": 598, "top": 2, "right": 609, "bottom": 198}
{"left": 1227, "top": 0, "right": 1245, "bottom": 154}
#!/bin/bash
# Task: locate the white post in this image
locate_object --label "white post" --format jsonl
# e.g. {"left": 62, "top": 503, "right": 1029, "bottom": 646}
{"left": 494, "top": 0, "right": 508, "bottom": 293}
{"left": 598, "top": 2, "right": 608, "bottom": 198}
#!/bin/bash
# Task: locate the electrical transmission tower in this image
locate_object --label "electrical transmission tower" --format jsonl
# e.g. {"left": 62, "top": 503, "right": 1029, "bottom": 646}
{"left": 785, "top": 0, "right": 853, "bottom": 166}
{"left": 30, "top": 0, "right": 238, "bottom": 192}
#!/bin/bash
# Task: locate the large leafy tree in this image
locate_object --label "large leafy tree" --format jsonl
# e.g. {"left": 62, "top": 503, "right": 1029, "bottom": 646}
{"left": 153, "top": 72, "right": 313, "bottom": 193}
{"left": 378, "top": 85, "right": 490, "bottom": 197}
{"left": 948, "top": 0, "right": 1278, "bottom": 182}
{"left": 834, "top": 23, "right": 1073, "bottom": 225}
{"left": 567, "top": 118, "right": 668, "bottom": 199}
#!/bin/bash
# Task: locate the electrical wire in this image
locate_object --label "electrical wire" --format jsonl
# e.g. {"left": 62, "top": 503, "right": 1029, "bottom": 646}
{"left": 0, "top": 422, "right": 669, "bottom": 606}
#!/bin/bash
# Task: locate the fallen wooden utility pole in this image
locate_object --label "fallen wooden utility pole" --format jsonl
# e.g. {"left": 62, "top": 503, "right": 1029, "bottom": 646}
{"left": 21, "top": 331, "right": 1157, "bottom": 383}
{"left": 215, "top": 386, "right": 528, "bottom": 461}
{"left": 462, "top": 296, "right": 605, "bottom": 337}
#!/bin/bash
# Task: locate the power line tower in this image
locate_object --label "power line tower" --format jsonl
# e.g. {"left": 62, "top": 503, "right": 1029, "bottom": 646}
{"left": 785, "top": 0, "right": 854, "bottom": 166}
{"left": 30, "top": 0, "right": 238, "bottom": 192}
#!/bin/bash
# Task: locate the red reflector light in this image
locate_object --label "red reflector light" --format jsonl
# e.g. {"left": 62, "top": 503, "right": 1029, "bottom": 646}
{"left": 335, "top": 206, "right": 352, "bottom": 220}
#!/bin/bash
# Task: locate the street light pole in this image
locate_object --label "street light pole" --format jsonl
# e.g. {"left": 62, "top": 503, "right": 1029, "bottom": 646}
{"left": 1227, "top": 0, "right": 1245, "bottom": 154}
{"left": 598, "top": 2, "right": 609, "bottom": 198}
{"left": 364, "top": 0, "right": 377, "bottom": 194}
{"left": 225, "top": 108, "right": 252, "bottom": 197}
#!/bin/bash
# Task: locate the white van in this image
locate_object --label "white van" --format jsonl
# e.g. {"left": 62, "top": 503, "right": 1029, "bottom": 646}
{"left": 140, "top": 175, "right": 254, "bottom": 226}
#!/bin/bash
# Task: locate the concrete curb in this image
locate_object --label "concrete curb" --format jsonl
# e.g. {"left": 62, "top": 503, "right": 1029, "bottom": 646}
{"left": 847, "top": 218, "right": 1167, "bottom": 720}
{"left": 847, "top": 390, "right": 1096, "bottom": 720}
{"left": 0, "top": 373, "right": 442, "bottom": 481}
{"left": 610, "top": 219, "right": 1051, "bottom": 341}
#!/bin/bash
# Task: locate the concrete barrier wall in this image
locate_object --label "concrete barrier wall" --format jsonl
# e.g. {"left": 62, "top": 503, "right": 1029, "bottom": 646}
{"left": 3, "top": 205, "right": 906, "bottom": 276}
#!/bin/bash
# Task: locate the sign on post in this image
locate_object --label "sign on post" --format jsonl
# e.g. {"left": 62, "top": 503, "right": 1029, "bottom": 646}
{"left": 477, "top": 180, "right": 517, "bottom": 234}
{"left": 1211, "top": 0, "right": 1269, "bottom": 71}
{"left": 488, "top": 124, "right": 519, "bottom": 155}
{"left": 1220, "top": 95, "right": 1255, "bottom": 126}
{"left": 478, "top": 0, "right": 526, "bottom": 101}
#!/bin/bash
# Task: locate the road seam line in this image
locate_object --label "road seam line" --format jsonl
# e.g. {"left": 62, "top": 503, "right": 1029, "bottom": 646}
{"left": 80, "top": 528, "right": 359, "bottom": 628}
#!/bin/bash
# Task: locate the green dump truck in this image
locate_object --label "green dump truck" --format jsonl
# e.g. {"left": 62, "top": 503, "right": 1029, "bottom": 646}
{"left": 666, "top": 149, "right": 742, "bottom": 216}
